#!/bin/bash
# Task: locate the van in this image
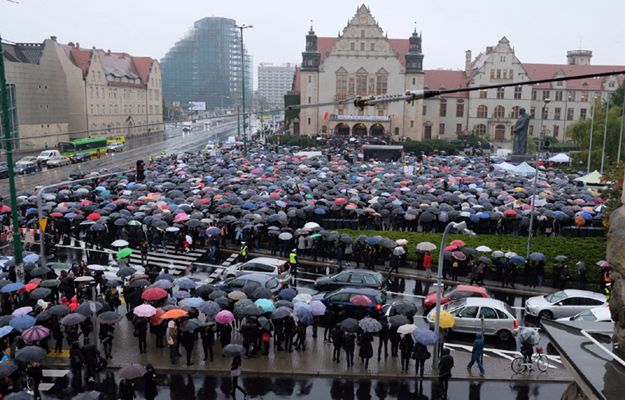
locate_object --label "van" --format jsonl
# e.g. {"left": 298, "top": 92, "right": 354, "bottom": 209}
{"left": 37, "top": 150, "right": 60, "bottom": 164}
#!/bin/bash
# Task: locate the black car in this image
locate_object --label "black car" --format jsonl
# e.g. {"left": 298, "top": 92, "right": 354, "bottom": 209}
{"left": 317, "top": 287, "right": 387, "bottom": 320}
{"left": 314, "top": 269, "right": 385, "bottom": 292}
{"left": 71, "top": 152, "right": 92, "bottom": 164}
{"left": 0, "top": 162, "right": 8, "bottom": 179}
{"left": 14, "top": 161, "right": 39, "bottom": 175}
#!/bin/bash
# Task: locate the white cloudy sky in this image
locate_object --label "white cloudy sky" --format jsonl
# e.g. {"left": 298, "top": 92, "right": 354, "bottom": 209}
{"left": 3, "top": 0, "right": 625, "bottom": 82}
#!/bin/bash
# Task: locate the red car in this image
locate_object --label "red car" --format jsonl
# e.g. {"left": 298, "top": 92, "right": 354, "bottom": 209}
{"left": 422, "top": 285, "right": 492, "bottom": 312}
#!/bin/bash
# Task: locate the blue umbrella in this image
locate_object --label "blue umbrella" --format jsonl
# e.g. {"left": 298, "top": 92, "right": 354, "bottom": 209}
{"left": 278, "top": 288, "right": 297, "bottom": 301}
{"left": 411, "top": 328, "right": 438, "bottom": 345}
{"left": 314, "top": 207, "right": 326, "bottom": 215}
{"left": 576, "top": 211, "right": 592, "bottom": 221}
{"left": 366, "top": 236, "right": 382, "bottom": 246}
{"left": 152, "top": 279, "right": 173, "bottom": 290}
{"left": 0, "top": 325, "right": 13, "bottom": 338}
{"left": 255, "top": 298, "right": 275, "bottom": 313}
{"left": 198, "top": 300, "right": 221, "bottom": 316}
{"left": 294, "top": 306, "right": 314, "bottom": 326}
{"left": 206, "top": 227, "right": 221, "bottom": 236}
{"left": 23, "top": 254, "right": 39, "bottom": 265}
{"left": 529, "top": 252, "right": 546, "bottom": 262}
{"left": 241, "top": 202, "right": 256, "bottom": 210}
{"left": 25, "top": 208, "right": 38, "bottom": 216}
{"left": 1, "top": 282, "right": 24, "bottom": 293}
{"left": 510, "top": 255, "right": 526, "bottom": 265}
{"left": 10, "top": 315, "right": 36, "bottom": 331}
{"left": 174, "top": 290, "right": 191, "bottom": 299}
{"left": 180, "top": 297, "right": 203, "bottom": 308}
{"left": 176, "top": 278, "right": 196, "bottom": 290}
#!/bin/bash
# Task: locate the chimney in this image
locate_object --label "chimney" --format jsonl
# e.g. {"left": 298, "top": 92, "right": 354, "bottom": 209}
{"left": 107, "top": 49, "right": 111, "bottom": 55}
{"left": 486, "top": 46, "right": 493, "bottom": 54}
{"left": 76, "top": 42, "right": 79, "bottom": 48}
{"left": 68, "top": 42, "right": 75, "bottom": 47}
{"left": 465, "top": 50, "right": 472, "bottom": 77}
{"left": 50, "top": 36, "right": 57, "bottom": 42}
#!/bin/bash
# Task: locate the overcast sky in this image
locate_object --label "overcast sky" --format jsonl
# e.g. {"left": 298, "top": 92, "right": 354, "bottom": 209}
{"left": 3, "top": 0, "right": 625, "bottom": 86}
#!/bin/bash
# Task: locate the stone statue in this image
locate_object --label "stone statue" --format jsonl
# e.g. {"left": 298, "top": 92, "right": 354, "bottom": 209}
{"left": 512, "top": 107, "right": 530, "bottom": 155}
{"left": 607, "top": 179, "right": 625, "bottom": 355}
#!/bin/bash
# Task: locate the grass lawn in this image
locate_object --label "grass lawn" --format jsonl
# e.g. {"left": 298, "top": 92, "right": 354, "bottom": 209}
{"left": 339, "top": 229, "right": 607, "bottom": 283}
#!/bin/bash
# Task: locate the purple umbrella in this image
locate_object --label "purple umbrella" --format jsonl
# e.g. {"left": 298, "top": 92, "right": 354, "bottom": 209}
{"left": 21, "top": 325, "right": 50, "bottom": 343}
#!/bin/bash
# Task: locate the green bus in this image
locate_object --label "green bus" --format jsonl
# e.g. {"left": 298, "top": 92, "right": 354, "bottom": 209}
{"left": 58, "top": 137, "right": 108, "bottom": 158}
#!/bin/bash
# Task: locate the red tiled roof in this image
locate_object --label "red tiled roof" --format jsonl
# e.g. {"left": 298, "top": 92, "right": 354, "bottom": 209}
{"left": 132, "top": 56, "right": 154, "bottom": 84}
{"left": 524, "top": 63, "right": 625, "bottom": 90}
{"left": 69, "top": 48, "right": 92, "bottom": 77}
{"left": 424, "top": 70, "right": 469, "bottom": 97}
{"left": 317, "top": 37, "right": 337, "bottom": 65}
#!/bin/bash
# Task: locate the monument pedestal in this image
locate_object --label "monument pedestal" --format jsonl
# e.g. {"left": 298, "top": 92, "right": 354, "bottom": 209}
{"left": 508, "top": 154, "right": 534, "bottom": 164}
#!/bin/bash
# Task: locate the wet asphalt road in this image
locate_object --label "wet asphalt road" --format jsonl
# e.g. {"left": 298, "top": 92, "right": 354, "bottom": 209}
{"left": 42, "top": 372, "right": 570, "bottom": 399}
{"left": 0, "top": 118, "right": 239, "bottom": 195}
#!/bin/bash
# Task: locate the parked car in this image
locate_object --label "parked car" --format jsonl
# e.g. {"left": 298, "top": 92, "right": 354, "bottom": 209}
{"left": 557, "top": 305, "right": 612, "bottom": 323}
{"left": 0, "top": 162, "right": 8, "bottom": 179}
{"left": 46, "top": 155, "right": 71, "bottom": 168}
{"left": 422, "top": 284, "right": 492, "bottom": 312}
{"left": 107, "top": 142, "right": 124, "bottom": 152}
{"left": 314, "top": 269, "right": 385, "bottom": 292}
{"left": 427, "top": 297, "right": 518, "bottom": 341}
{"left": 71, "top": 152, "right": 92, "bottom": 163}
{"left": 36, "top": 149, "right": 61, "bottom": 164}
{"left": 221, "top": 257, "right": 290, "bottom": 285}
{"left": 214, "top": 273, "right": 286, "bottom": 296}
{"left": 317, "top": 287, "right": 387, "bottom": 320}
{"left": 14, "top": 157, "right": 40, "bottom": 175}
{"left": 525, "top": 289, "right": 607, "bottom": 319}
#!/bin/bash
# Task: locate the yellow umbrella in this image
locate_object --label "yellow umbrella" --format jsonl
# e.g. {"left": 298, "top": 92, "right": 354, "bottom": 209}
{"left": 513, "top": 187, "right": 526, "bottom": 193}
{"left": 432, "top": 310, "right": 455, "bottom": 329}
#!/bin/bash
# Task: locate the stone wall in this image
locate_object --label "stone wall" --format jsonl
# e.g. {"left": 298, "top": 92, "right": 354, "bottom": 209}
{"left": 606, "top": 172, "right": 625, "bottom": 351}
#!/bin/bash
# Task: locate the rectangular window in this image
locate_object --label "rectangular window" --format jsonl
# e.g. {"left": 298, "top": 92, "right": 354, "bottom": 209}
{"left": 360, "top": 42, "right": 365, "bottom": 51}
{"left": 530, "top": 107, "right": 536, "bottom": 118}
{"left": 532, "top": 90, "right": 537, "bottom": 100}
{"left": 568, "top": 91, "right": 575, "bottom": 101}
{"left": 580, "top": 108, "right": 587, "bottom": 120}
{"left": 567, "top": 108, "right": 574, "bottom": 120}
{"left": 376, "top": 73, "right": 387, "bottom": 95}
{"left": 553, "top": 125, "right": 560, "bottom": 137}
{"left": 439, "top": 123, "right": 445, "bottom": 135}
{"left": 479, "top": 89, "right": 487, "bottom": 99}
{"left": 580, "top": 91, "right": 588, "bottom": 102}
{"left": 350, "top": 42, "right": 355, "bottom": 51}
{"left": 529, "top": 125, "right": 534, "bottom": 136}
{"left": 410, "top": 120, "right": 414, "bottom": 128}
{"left": 412, "top": 77, "right": 416, "bottom": 85}
{"left": 424, "top": 125, "right": 432, "bottom": 139}
{"left": 490, "top": 69, "right": 495, "bottom": 79}
{"left": 356, "top": 74, "right": 367, "bottom": 96}
{"left": 336, "top": 73, "right": 347, "bottom": 96}
{"left": 496, "top": 69, "right": 501, "bottom": 79}
{"left": 496, "top": 87, "right": 504, "bottom": 99}
{"left": 370, "top": 42, "right": 375, "bottom": 51}
{"left": 456, "top": 101, "right": 464, "bottom": 117}
{"left": 514, "top": 86, "right": 522, "bottom": 100}
{"left": 541, "top": 107, "right": 549, "bottom": 120}
{"left": 542, "top": 90, "right": 550, "bottom": 100}
{"left": 338, "top": 109, "right": 344, "bottom": 115}
{"left": 555, "top": 91, "right": 563, "bottom": 101}
{"left": 439, "top": 101, "right": 447, "bottom": 117}
{"left": 307, "top": 96, "right": 311, "bottom": 104}
{"left": 509, "top": 69, "right": 514, "bottom": 79}
{"left": 308, "top": 76, "right": 311, "bottom": 83}
{"left": 422, "top": 105, "right": 426, "bottom": 115}
{"left": 502, "top": 70, "right": 508, "bottom": 80}
{"left": 456, "top": 124, "right": 462, "bottom": 134}
{"left": 554, "top": 107, "right": 561, "bottom": 120}
{"left": 307, "top": 117, "right": 311, "bottom": 125}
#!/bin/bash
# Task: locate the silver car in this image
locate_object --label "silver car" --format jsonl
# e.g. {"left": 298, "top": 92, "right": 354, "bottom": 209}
{"left": 221, "top": 257, "right": 290, "bottom": 285}
{"left": 427, "top": 297, "right": 518, "bottom": 341}
{"left": 525, "top": 289, "right": 606, "bottom": 319}
{"left": 216, "top": 273, "right": 286, "bottom": 296}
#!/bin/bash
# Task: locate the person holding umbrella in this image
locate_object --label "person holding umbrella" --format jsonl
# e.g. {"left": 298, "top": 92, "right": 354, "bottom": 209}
{"left": 51, "top": 316, "right": 63, "bottom": 354}
{"left": 166, "top": 321, "right": 178, "bottom": 365}
{"left": 377, "top": 319, "right": 389, "bottom": 361}
{"left": 143, "top": 363, "right": 158, "bottom": 400}
{"left": 399, "top": 333, "right": 413, "bottom": 372}
{"left": 200, "top": 323, "right": 215, "bottom": 362}
{"left": 25, "top": 360, "right": 43, "bottom": 399}
{"left": 180, "top": 327, "right": 196, "bottom": 366}
{"left": 99, "top": 323, "right": 115, "bottom": 359}
{"left": 358, "top": 332, "right": 373, "bottom": 369}
{"left": 342, "top": 330, "right": 356, "bottom": 368}
{"left": 466, "top": 333, "right": 485, "bottom": 375}
{"left": 133, "top": 316, "right": 148, "bottom": 354}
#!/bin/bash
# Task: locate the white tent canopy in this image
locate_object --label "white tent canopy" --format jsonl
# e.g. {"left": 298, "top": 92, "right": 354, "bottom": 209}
{"left": 548, "top": 153, "right": 572, "bottom": 163}
{"left": 514, "top": 162, "right": 537, "bottom": 177}
{"left": 575, "top": 170, "right": 603, "bottom": 185}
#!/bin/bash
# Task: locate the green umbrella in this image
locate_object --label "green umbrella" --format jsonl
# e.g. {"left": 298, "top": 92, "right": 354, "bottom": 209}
{"left": 128, "top": 220, "right": 141, "bottom": 226}
{"left": 116, "top": 248, "right": 133, "bottom": 259}
{"left": 309, "top": 233, "right": 322, "bottom": 239}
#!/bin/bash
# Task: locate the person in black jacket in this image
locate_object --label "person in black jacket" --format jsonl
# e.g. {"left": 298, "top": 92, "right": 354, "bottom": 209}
{"left": 377, "top": 320, "right": 389, "bottom": 360}
{"left": 134, "top": 317, "right": 148, "bottom": 354}
{"left": 26, "top": 361, "right": 43, "bottom": 400}
{"left": 51, "top": 316, "right": 64, "bottom": 353}
{"left": 358, "top": 332, "right": 373, "bottom": 369}
{"left": 200, "top": 323, "right": 215, "bottom": 361}
{"left": 399, "top": 334, "right": 413, "bottom": 372}
{"left": 330, "top": 325, "right": 343, "bottom": 363}
{"left": 342, "top": 331, "right": 356, "bottom": 367}
{"left": 99, "top": 324, "right": 115, "bottom": 359}
{"left": 143, "top": 364, "right": 158, "bottom": 400}
{"left": 413, "top": 342, "right": 430, "bottom": 378}
{"left": 119, "top": 378, "right": 136, "bottom": 400}
{"left": 81, "top": 343, "right": 100, "bottom": 383}
{"left": 389, "top": 325, "right": 400, "bottom": 357}
{"left": 438, "top": 348, "right": 454, "bottom": 398}
{"left": 180, "top": 329, "right": 196, "bottom": 366}
{"left": 69, "top": 342, "right": 84, "bottom": 389}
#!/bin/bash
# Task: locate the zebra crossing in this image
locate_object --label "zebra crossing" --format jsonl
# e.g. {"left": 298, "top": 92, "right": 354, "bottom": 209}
{"left": 35, "top": 368, "right": 70, "bottom": 392}
{"left": 56, "top": 237, "right": 207, "bottom": 275}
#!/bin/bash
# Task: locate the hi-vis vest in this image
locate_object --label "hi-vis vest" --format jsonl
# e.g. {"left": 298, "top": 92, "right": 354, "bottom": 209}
{"left": 240, "top": 245, "right": 248, "bottom": 257}
{"left": 289, "top": 252, "right": 297, "bottom": 264}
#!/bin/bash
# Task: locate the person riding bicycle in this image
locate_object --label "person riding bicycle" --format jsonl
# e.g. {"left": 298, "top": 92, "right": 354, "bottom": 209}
{"left": 520, "top": 339, "right": 533, "bottom": 363}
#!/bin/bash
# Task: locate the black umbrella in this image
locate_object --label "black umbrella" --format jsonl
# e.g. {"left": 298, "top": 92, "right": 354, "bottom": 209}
{"left": 29, "top": 288, "right": 51, "bottom": 300}
{"left": 391, "top": 302, "right": 417, "bottom": 317}
{"left": 29, "top": 266, "right": 51, "bottom": 277}
{"left": 97, "top": 311, "right": 122, "bottom": 324}
{"left": 274, "top": 300, "right": 293, "bottom": 309}
{"left": 214, "top": 296, "right": 230, "bottom": 309}
{"left": 181, "top": 318, "right": 203, "bottom": 332}
{"left": 241, "top": 304, "right": 262, "bottom": 317}
{"left": 35, "top": 311, "right": 52, "bottom": 323}
{"left": 72, "top": 391, "right": 103, "bottom": 400}
{"left": 39, "top": 279, "right": 61, "bottom": 288}
{"left": 223, "top": 343, "right": 246, "bottom": 357}
{"left": 116, "top": 266, "right": 136, "bottom": 278}
{"left": 130, "top": 279, "right": 150, "bottom": 288}
{"left": 252, "top": 287, "right": 273, "bottom": 301}
{"left": 271, "top": 306, "right": 292, "bottom": 320}
{"left": 339, "top": 318, "right": 359, "bottom": 333}
{"left": 76, "top": 301, "right": 103, "bottom": 317}
{"left": 0, "top": 360, "right": 18, "bottom": 378}
{"left": 0, "top": 315, "right": 13, "bottom": 327}
{"left": 118, "top": 363, "right": 147, "bottom": 380}
{"left": 5, "top": 392, "right": 34, "bottom": 400}
{"left": 60, "top": 313, "right": 86, "bottom": 326}
{"left": 105, "top": 279, "right": 122, "bottom": 288}
{"left": 48, "top": 304, "right": 70, "bottom": 317}
{"left": 389, "top": 314, "right": 410, "bottom": 327}
{"left": 208, "top": 290, "right": 227, "bottom": 300}
{"left": 195, "top": 284, "right": 215, "bottom": 298}
{"left": 15, "top": 346, "right": 47, "bottom": 363}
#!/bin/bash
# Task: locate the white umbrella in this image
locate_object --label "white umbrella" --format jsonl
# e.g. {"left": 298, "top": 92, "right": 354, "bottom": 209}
{"left": 87, "top": 264, "right": 107, "bottom": 271}
{"left": 185, "top": 235, "right": 193, "bottom": 245}
{"left": 293, "top": 293, "right": 312, "bottom": 304}
{"left": 491, "top": 250, "right": 505, "bottom": 258}
{"left": 476, "top": 245, "right": 492, "bottom": 253}
{"left": 396, "top": 239, "right": 408, "bottom": 246}
{"left": 303, "top": 222, "right": 320, "bottom": 230}
{"left": 397, "top": 323, "right": 417, "bottom": 335}
{"left": 166, "top": 227, "right": 180, "bottom": 233}
{"left": 278, "top": 232, "right": 293, "bottom": 241}
{"left": 504, "top": 251, "right": 518, "bottom": 258}
{"left": 393, "top": 246, "right": 406, "bottom": 256}
{"left": 416, "top": 242, "right": 437, "bottom": 252}
{"left": 111, "top": 240, "right": 129, "bottom": 248}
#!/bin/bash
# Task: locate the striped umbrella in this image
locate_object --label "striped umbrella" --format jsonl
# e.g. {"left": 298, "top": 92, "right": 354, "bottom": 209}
{"left": 21, "top": 325, "right": 50, "bottom": 343}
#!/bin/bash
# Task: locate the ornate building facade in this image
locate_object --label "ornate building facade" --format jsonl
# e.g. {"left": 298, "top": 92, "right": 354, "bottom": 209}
{"left": 298, "top": 5, "right": 425, "bottom": 140}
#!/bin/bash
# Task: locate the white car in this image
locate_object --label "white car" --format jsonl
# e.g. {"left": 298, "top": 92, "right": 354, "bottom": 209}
{"left": 46, "top": 155, "right": 71, "bottom": 168}
{"left": 107, "top": 142, "right": 124, "bottom": 152}
{"left": 221, "top": 257, "right": 290, "bottom": 285}
{"left": 36, "top": 150, "right": 61, "bottom": 164}
{"left": 427, "top": 297, "right": 518, "bottom": 341}
{"left": 557, "top": 305, "right": 612, "bottom": 323}
{"left": 525, "top": 289, "right": 607, "bottom": 319}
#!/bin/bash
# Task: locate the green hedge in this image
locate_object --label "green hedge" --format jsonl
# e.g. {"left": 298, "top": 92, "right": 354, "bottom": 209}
{"left": 339, "top": 229, "right": 607, "bottom": 283}
{"left": 266, "top": 135, "right": 317, "bottom": 148}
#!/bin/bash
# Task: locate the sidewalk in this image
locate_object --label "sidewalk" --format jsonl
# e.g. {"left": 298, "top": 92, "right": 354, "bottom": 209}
{"left": 44, "top": 313, "right": 572, "bottom": 383}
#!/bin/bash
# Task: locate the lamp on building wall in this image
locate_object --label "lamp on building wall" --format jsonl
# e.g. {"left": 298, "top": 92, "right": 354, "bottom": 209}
{"left": 236, "top": 24, "right": 253, "bottom": 158}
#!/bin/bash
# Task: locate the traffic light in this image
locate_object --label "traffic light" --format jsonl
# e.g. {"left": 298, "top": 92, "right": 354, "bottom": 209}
{"left": 136, "top": 160, "right": 145, "bottom": 181}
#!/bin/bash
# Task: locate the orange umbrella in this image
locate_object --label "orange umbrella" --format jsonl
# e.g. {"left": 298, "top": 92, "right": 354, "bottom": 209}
{"left": 160, "top": 309, "right": 187, "bottom": 319}
{"left": 149, "top": 308, "right": 165, "bottom": 325}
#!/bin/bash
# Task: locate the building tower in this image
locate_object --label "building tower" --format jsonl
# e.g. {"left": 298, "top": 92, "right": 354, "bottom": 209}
{"left": 403, "top": 29, "right": 425, "bottom": 140}
{"left": 299, "top": 25, "right": 320, "bottom": 135}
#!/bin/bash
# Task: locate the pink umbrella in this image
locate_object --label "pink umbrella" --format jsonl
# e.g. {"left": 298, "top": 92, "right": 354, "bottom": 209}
{"left": 452, "top": 251, "right": 467, "bottom": 261}
{"left": 350, "top": 295, "right": 372, "bottom": 306}
{"left": 215, "top": 310, "right": 235, "bottom": 325}
{"left": 450, "top": 240, "right": 465, "bottom": 248}
{"left": 174, "top": 213, "right": 189, "bottom": 222}
{"left": 334, "top": 198, "right": 348, "bottom": 205}
{"left": 21, "top": 325, "right": 50, "bottom": 343}
{"left": 133, "top": 304, "right": 157, "bottom": 318}
{"left": 12, "top": 306, "right": 33, "bottom": 317}
{"left": 444, "top": 245, "right": 457, "bottom": 252}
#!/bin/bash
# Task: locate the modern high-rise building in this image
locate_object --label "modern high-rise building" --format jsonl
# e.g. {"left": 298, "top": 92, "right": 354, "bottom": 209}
{"left": 161, "top": 17, "right": 253, "bottom": 112}
{"left": 257, "top": 62, "right": 296, "bottom": 110}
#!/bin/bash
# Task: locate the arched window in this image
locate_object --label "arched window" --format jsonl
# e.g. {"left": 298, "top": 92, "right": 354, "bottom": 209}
{"left": 477, "top": 105, "right": 488, "bottom": 119}
{"left": 348, "top": 77, "right": 355, "bottom": 95}
{"left": 375, "top": 68, "right": 388, "bottom": 95}
{"left": 356, "top": 68, "right": 368, "bottom": 96}
{"left": 336, "top": 67, "right": 348, "bottom": 99}
{"left": 474, "top": 124, "right": 487, "bottom": 135}
{"left": 493, "top": 105, "right": 505, "bottom": 119}
{"left": 510, "top": 106, "right": 519, "bottom": 119}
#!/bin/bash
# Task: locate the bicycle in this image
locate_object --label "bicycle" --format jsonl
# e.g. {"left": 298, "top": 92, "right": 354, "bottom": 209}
{"left": 511, "top": 346, "right": 549, "bottom": 373}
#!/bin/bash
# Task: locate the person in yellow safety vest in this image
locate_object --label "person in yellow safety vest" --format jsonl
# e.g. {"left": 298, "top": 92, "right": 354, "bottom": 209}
{"left": 148, "top": 154, "right": 154, "bottom": 163}
{"left": 604, "top": 283, "right": 611, "bottom": 301}
{"left": 289, "top": 248, "right": 298, "bottom": 285}
{"left": 240, "top": 241, "right": 248, "bottom": 262}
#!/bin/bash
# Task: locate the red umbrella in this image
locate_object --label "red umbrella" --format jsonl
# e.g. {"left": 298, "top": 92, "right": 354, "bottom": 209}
{"left": 444, "top": 245, "right": 457, "bottom": 252}
{"left": 450, "top": 240, "right": 465, "bottom": 248}
{"left": 334, "top": 198, "right": 348, "bottom": 205}
{"left": 149, "top": 308, "right": 165, "bottom": 325}
{"left": 141, "top": 287, "right": 168, "bottom": 301}
{"left": 0, "top": 205, "right": 11, "bottom": 213}
{"left": 503, "top": 209, "right": 517, "bottom": 216}
{"left": 87, "top": 212, "right": 101, "bottom": 221}
{"left": 350, "top": 295, "right": 372, "bottom": 306}
{"left": 80, "top": 200, "right": 92, "bottom": 206}
{"left": 23, "top": 282, "right": 39, "bottom": 292}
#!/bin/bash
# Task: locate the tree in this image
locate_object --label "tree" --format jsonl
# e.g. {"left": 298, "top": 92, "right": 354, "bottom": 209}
{"left": 567, "top": 98, "right": 625, "bottom": 171}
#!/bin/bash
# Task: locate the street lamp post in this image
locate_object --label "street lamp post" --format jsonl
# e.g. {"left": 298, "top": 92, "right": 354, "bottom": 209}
{"left": 618, "top": 90, "right": 625, "bottom": 164}
{"left": 432, "top": 221, "right": 475, "bottom": 371}
{"left": 237, "top": 24, "right": 253, "bottom": 158}
{"left": 600, "top": 97, "right": 610, "bottom": 174}
{"left": 527, "top": 98, "right": 550, "bottom": 258}
{"left": 587, "top": 98, "right": 597, "bottom": 173}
